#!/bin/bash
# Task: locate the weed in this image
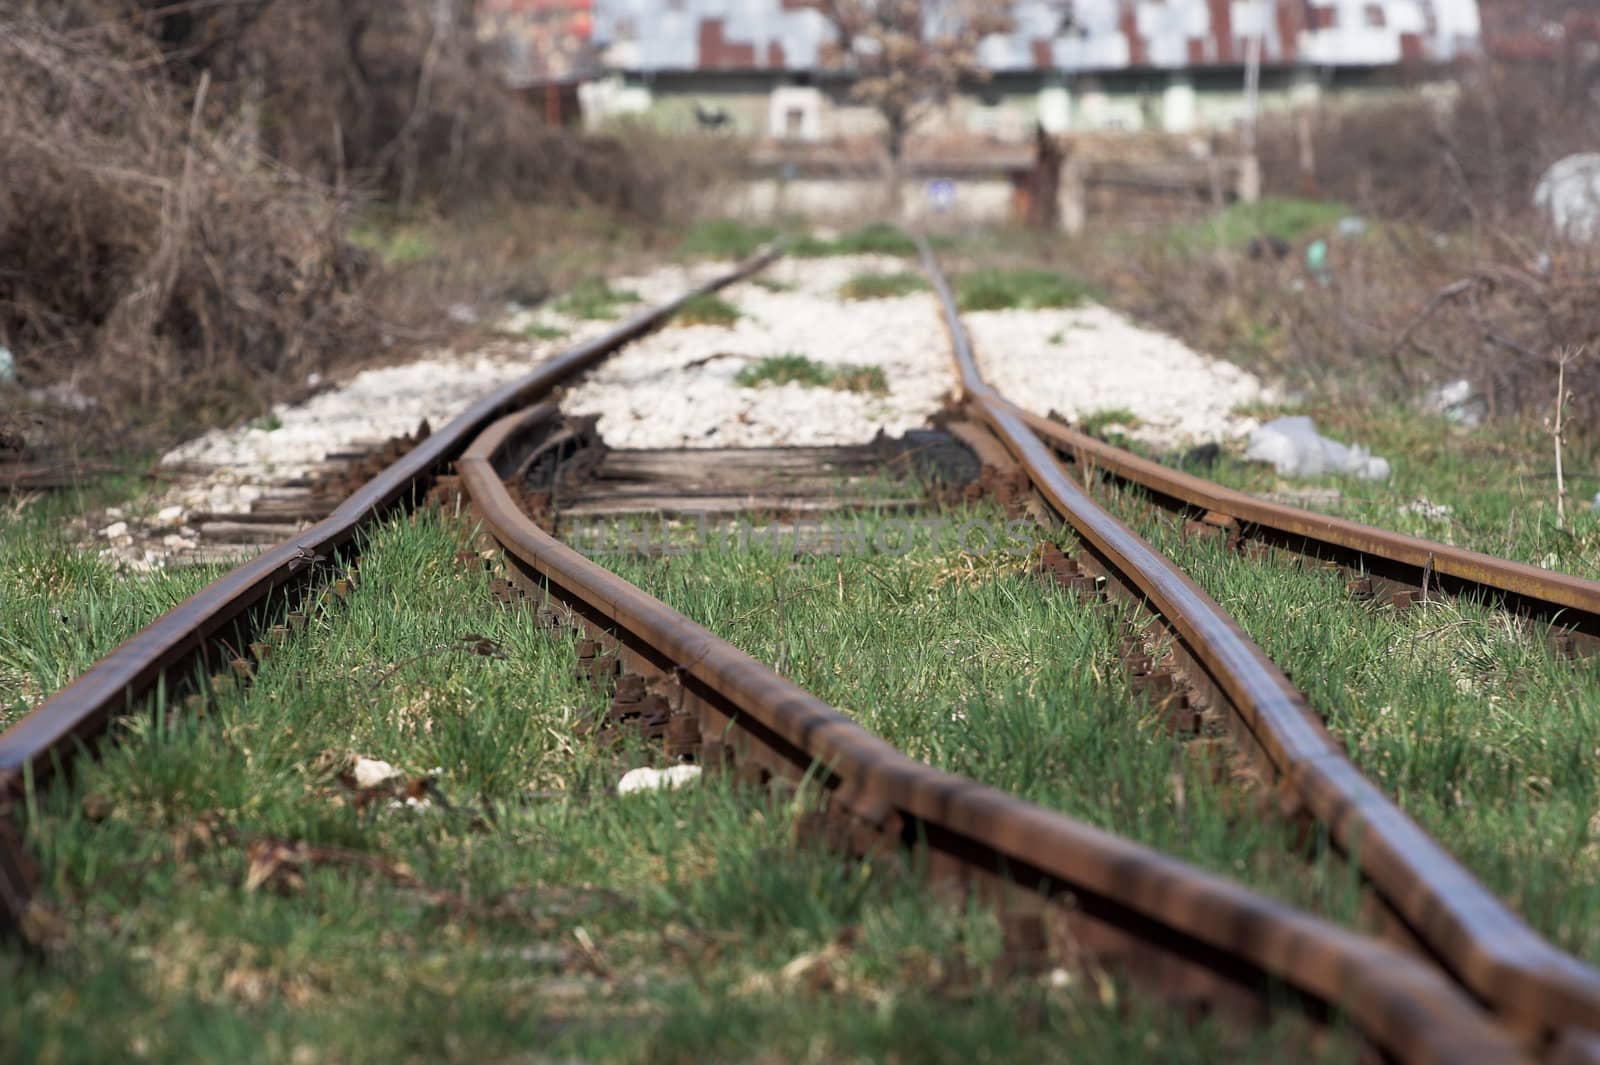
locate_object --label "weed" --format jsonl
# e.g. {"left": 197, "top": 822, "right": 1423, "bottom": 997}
{"left": 522, "top": 323, "right": 568, "bottom": 342}
{"left": 792, "top": 222, "right": 918, "bottom": 258}
{"left": 678, "top": 218, "right": 781, "bottom": 259}
{"left": 249, "top": 412, "right": 285, "bottom": 433}
{"left": 673, "top": 294, "right": 742, "bottom": 327}
{"left": 838, "top": 272, "right": 928, "bottom": 301}
{"left": 735, "top": 354, "right": 888, "bottom": 396}
{"left": 554, "top": 278, "right": 641, "bottom": 321}
{"left": 1077, "top": 409, "right": 1141, "bottom": 438}
{"left": 957, "top": 268, "right": 1092, "bottom": 312}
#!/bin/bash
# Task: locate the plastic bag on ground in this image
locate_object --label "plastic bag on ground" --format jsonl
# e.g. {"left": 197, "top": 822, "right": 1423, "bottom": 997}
{"left": 1244, "top": 416, "right": 1390, "bottom": 481}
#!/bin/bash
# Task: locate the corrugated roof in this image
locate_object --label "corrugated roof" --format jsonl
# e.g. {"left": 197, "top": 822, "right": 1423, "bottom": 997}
{"left": 590, "top": 0, "right": 1482, "bottom": 73}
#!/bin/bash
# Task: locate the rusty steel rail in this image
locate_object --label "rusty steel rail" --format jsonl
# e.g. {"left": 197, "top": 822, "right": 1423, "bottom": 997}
{"left": 914, "top": 237, "right": 1600, "bottom": 1056}
{"left": 1017, "top": 403, "right": 1600, "bottom": 647}
{"left": 460, "top": 402, "right": 1531, "bottom": 1065}
{"left": 0, "top": 248, "right": 782, "bottom": 934}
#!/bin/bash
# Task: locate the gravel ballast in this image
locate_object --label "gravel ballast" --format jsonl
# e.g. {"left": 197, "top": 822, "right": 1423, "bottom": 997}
{"left": 560, "top": 255, "right": 957, "bottom": 449}
{"left": 965, "top": 303, "right": 1272, "bottom": 449}
{"left": 103, "top": 252, "right": 1272, "bottom": 569}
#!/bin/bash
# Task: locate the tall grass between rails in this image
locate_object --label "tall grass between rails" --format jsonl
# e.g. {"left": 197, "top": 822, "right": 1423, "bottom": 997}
{"left": 1080, "top": 470, "right": 1600, "bottom": 963}
{"left": 0, "top": 504, "right": 1343, "bottom": 1064}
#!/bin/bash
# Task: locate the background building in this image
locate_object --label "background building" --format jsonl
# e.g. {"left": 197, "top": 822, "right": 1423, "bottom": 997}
{"left": 571, "top": 1, "right": 1482, "bottom": 140}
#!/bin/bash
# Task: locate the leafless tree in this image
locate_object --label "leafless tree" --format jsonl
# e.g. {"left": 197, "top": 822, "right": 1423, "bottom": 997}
{"left": 801, "top": 0, "right": 1015, "bottom": 211}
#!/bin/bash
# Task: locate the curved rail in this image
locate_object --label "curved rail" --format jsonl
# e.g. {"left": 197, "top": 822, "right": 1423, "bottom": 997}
{"left": 1019, "top": 404, "right": 1600, "bottom": 645}
{"left": 460, "top": 403, "right": 1531, "bottom": 1065}
{"left": 914, "top": 237, "right": 1600, "bottom": 1052}
{"left": 0, "top": 248, "right": 783, "bottom": 932}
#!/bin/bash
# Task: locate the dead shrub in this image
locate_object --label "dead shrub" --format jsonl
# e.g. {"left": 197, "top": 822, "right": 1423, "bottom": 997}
{"left": 0, "top": 5, "right": 376, "bottom": 443}
{"left": 146, "top": 0, "right": 730, "bottom": 217}
{"left": 1259, "top": 61, "right": 1600, "bottom": 228}
{"left": 0, "top": 2, "right": 735, "bottom": 451}
{"left": 1072, "top": 58, "right": 1600, "bottom": 434}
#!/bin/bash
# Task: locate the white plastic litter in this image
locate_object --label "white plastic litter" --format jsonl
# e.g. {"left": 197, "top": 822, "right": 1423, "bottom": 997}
{"left": 1244, "top": 416, "right": 1390, "bottom": 481}
{"left": 1535, "top": 154, "right": 1600, "bottom": 242}
{"left": 1423, "top": 378, "right": 1485, "bottom": 428}
{"left": 1593, "top": 490, "right": 1599, "bottom": 511}
{"left": 0, "top": 346, "right": 14, "bottom": 383}
{"left": 617, "top": 764, "right": 702, "bottom": 796}
{"left": 352, "top": 757, "right": 402, "bottom": 788}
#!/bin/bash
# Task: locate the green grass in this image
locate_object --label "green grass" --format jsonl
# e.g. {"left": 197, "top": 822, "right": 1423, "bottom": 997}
{"left": 672, "top": 293, "right": 742, "bottom": 327}
{"left": 0, "top": 503, "right": 1337, "bottom": 1064}
{"left": 838, "top": 271, "right": 929, "bottom": 301}
{"left": 1072, "top": 401, "right": 1600, "bottom": 961}
{"left": 554, "top": 277, "right": 641, "bottom": 321}
{"left": 957, "top": 268, "right": 1093, "bottom": 312}
{"left": 1123, "top": 496, "right": 1600, "bottom": 961}
{"left": 597, "top": 512, "right": 1365, "bottom": 931}
{"left": 7, "top": 407, "right": 1595, "bottom": 1060}
{"left": 735, "top": 354, "right": 889, "bottom": 396}
{"left": 0, "top": 487, "right": 220, "bottom": 726}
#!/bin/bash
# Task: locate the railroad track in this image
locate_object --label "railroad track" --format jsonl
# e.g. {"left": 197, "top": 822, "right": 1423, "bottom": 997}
{"left": 3, "top": 239, "right": 1598, "bottom": 1062}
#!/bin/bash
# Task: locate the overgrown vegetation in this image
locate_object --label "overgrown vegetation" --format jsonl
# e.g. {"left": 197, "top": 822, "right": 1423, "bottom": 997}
{"left": 0, "top": 1, "right": 729, "bottom": 454}
{"left": 839, "top": 272, "right": 930, "bottom": 300}
{"left": 1056, "top": 58, "right": 1600, "bottom": 437}
{"left": 735, "top": 354, "right": 889, "bottom": 396}
{"left": 1205, "top": 402, "right": 1600, "bottom": 579}
{"left": 0, "top": 505, "right": 1332, "bottom": 1064}
{"left": 1095, "top": 478, "right": 1600, "bottom": 961}
{"left": 0, "top": 6, "right": 376, "bottom": 445}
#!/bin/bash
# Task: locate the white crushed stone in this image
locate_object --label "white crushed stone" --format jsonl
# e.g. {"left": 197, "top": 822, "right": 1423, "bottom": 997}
{"left": 617, "top": 764, "right": 702, "bottom": 796}
{"left": 563, "top": 255, "right": 957, "bottom": 448}
{"left": 157, "top": 261, "right": 733, "bottom": 510}
{"left": 964, "top": 304, "right": 1273, "bottom": 450}
{"left": 100, "top": 261, "right": 731, "bottom": 569}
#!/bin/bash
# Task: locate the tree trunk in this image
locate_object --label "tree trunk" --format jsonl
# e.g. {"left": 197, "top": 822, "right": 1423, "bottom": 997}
{"left": 883, "top": 111, "right": 908, "bottom": 219}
